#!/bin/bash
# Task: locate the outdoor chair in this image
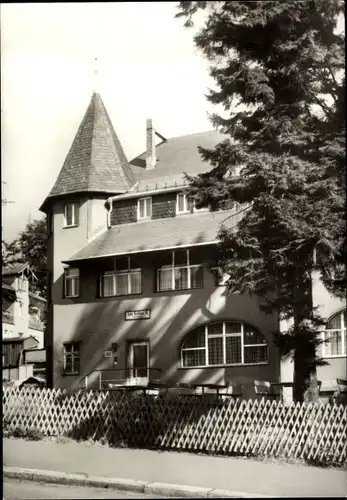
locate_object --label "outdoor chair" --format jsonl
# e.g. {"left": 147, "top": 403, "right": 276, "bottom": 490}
{"left": 219, "top": 383, "right": 243, "bottom": 400}
{"left": 336, "top": 379, "right": 347, "bottom": 404}
{"left": 146, "top": 381, "right": 168, "bottom": 396}
{"left": 319, "top": 380, "right": 338, "bottom": 404}
{"left": 254, "top": 380, "right": 279, "bottom": 401}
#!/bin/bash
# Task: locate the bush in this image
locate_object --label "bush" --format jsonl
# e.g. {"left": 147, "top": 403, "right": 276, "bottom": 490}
{"left": 3, "top": 418, "right": 43, "bottom": 441}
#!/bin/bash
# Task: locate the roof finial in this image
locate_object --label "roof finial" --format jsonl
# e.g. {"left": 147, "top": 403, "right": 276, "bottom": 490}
{"left": 93, "top": 57, "right": 99, "bottom": 94}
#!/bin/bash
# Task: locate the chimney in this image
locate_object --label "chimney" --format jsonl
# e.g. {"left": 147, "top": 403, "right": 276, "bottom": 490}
{"left": 146, "top": 119, "right": 156, "bottom": 170}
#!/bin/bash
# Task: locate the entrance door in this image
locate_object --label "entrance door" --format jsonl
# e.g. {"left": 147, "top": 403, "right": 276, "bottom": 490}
{"left": 128, "top": 341, "right": 149, "bottom": 385}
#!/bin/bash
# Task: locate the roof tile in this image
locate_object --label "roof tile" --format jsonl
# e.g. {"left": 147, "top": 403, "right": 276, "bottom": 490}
{"left": 130, "top": 130, "right": 229, "bottom": 191}
{"left": 40, "top": 93, "right": 136, "bottom": 210}
{"left": 65, "top": 209, "right": 238, "bottom": 262}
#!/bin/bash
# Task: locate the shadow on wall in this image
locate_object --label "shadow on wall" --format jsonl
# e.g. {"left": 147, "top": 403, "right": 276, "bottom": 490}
{"left": 55, "top": 291, "right": 219, "bottom": 391}
{"left": 52, "top": 284, "right": 278, "bottom": 397}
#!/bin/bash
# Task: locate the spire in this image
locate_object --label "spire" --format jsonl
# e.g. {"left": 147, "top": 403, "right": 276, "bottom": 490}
{"left": 40, "top": 93, "right": 136, "bottom": 212}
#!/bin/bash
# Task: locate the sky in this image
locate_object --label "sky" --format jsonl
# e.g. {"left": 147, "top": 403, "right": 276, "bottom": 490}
{"left": 1, "top": 2, "right": 214, "bottom": 241}
{"left": 1, "top": 3, "right": 344, "bottom": 243}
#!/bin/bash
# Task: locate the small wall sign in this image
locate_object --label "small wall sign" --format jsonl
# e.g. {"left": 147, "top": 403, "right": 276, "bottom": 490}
{"left": 125, "top": 309, "right": 151, "bottom": 321}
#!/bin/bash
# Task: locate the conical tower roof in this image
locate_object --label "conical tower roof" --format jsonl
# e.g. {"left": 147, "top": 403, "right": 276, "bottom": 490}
{"left": 40, "top": 93, "right": 136, "bottom": 211}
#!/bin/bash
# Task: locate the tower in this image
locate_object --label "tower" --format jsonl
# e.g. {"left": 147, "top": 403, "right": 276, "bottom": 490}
{"left": 39, "top": 93, "right": 136, "bottom": 387}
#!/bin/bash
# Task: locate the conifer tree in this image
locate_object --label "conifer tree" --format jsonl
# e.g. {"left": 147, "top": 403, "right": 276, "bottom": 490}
{"left": 176, "top": 0, "right": 345, "bottom": 401}
{"left": 3, "top": 218, "right": 48, "bottom": 298}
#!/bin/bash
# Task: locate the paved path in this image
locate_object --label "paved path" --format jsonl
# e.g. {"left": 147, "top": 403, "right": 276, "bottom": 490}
{"left": 3, "top": 438, "right": 347, "bottom": 497}
{"left": 4, "top": 479, "right": 164, "bottom": 499}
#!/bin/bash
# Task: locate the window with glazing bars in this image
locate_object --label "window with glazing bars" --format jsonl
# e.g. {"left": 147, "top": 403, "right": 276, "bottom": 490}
{"left": 100, "top": 257, "right": 142, "bottom": 297}
{"left": 64, "top": 268, "right": 80, "bottom": 298}
{"left": 157, "top": 249, "right": 203, "bottom": 292}
{"left": 181, "top": 321, "right": 268, "bottom": 368}
{"left": 322, "top": 310, "right": 346, "bottom": 357}
{"left": 63, "top": 343, "right": 80, "bottom": 375}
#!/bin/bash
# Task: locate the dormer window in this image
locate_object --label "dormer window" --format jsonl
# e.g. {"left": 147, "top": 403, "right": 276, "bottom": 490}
{"left": 64, "top": 203, "right": 79, "bottom": 228}
{"left": 176, "top": 194, "right": 193, "bottom": 214}
{"left": 137, "top": 197, "right": 152, "bottom": 220}
{"left": 176, "top": 193, "right": 209, "bottom": 214}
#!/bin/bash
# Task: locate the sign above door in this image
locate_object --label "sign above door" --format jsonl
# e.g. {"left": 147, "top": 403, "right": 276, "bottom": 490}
{"left": 125, "top": 309, "right": 151, "bottom": 321}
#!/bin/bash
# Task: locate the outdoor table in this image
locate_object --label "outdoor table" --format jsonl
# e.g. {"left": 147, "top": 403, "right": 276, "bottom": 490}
{"left": 111, "top": 385, "right": 148, "bottom": 395}
{"left": 194, "top": 383, "right": 228, "bottom": 396}
{"left": 271, "top": 382, "right": 293, "bottom": 402}
{"left": 168, "top": 386, "right": 197, "bottom": 396}
{"left": 145, "top": 382, "right": 169, "bottom": 396}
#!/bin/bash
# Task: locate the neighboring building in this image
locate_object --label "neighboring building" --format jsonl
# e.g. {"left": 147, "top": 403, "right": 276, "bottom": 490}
{"left": 2, "top": 263, "right": 46, "bottom": 349}
{"left": 39, "top": 92, "right": 346, "bottom": 393}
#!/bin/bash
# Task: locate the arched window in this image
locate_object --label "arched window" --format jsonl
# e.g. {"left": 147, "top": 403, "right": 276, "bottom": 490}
{"left": 100, "top": 256, "right": 141, "bottom": 297}
{"left": 181, "top": 321, "right": 268, "bottom": 368}
{"left": 157, "top": 249, "right": 203, "bottom": 292}
{"left": 322, "top": 310, "right": 346, "bottom": 357}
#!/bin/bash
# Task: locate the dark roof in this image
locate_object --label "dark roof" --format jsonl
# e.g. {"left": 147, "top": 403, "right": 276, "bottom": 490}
{"left": 40, "top": 93, "right": 136, "bottom": 212}
{"left": 2, "top": 335, "right": 39, "bottom": 344}
{"left": 2, "top": 282, "right": 17, "bottom": 303}
{"left": 2, "top": 282, "right": 16, "bottom": 293}
{"left": 129, "top": 130, "right": 229, "bottom": 192}
{"left": 2, "top": 263, "right": 30, "bottom": 276}
{"left": 64, "top": 209, "right": 237, "bottom": 262}
{"left": 29, "top": 291, "right": 47, "bottom": 302}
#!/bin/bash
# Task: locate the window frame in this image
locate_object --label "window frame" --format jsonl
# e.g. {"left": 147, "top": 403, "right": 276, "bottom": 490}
{"left": 63, "top": 342, "right": 80, "bottom": 375}
{"left": 176, "top": 193, "right": 209, "bottom": 215}
{"left": 176, "top": 193, "right": 191, "bottom": 214}
{"left": 47, "top": 209, "right": 53, "bottom": 234}
{"left": 64, "top": 202, "right": 79, "bottom": 228}
{"left": 17, "top": 276, "right": 27, "bottom": 292}
{"left": 322, "top": 310, "right": 346, "bottom": 358}
{"left": 64, "top": 268, "right": 80, "bottom": 298}
{"left": 181, "top": 321, "right": 268, "bottom": 368}
{"left": 99, "top": 257, "right": 142, "bottom": 298}
{"left": 156, "top": 249, "right": 203, "bottom": 292}
{"left": 137, "top": 197, "right": 152, "bottom": 220}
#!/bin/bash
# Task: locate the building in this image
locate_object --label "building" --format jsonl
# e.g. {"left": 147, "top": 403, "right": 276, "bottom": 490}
{"left": 2, "top": 263, "right": 47, "bottom": 383}
{"left": 39, "top": 93, "right": 346, "bottom": 393}
{"left": 2, "top": 263, "right": 46, "bottom": 348}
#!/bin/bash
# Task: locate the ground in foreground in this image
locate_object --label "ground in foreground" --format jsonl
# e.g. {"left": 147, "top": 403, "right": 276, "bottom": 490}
{"left": 4, "top": 479, "right": 168, "bottom": 500}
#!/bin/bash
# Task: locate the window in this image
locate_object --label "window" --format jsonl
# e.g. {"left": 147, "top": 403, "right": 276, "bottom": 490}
{"left": 176, "top": 193, "right": 209, "bottom": 214}
{"left": 63, "top": 343, "right": 80, "bottom": 375}
{"left": 17, "top": 276, "right": 27, "bottom": 292}
{"left": 64, "top": 202, "right": 79, "bottom": 227}
{"left": 47, "top": 209, "right": 53, "bottom": 234}
{"left": 112, "top": 343, "right": 118, "bottom": 365}
{"left": 18, "top": 299, "right": 24, "bottom": 319}
{"left": 181, "top": 321, "right": 268, "bottom": 368}
{"left": 137, "top": 197, "right": 152, "bottom": 220}
{"left": 64, "top": 268, "right": 80, "bottom": 298}
{"left": 322, "top": 310, "right": 346, "bottom": 357}
{"left": 157, "top": 249, "right": 203, "bottom": 292}
{"left": 100, "top": 257, "right": 142, "bottom": 297}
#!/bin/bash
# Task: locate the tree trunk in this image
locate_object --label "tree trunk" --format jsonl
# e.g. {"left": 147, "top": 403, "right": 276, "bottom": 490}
{"left": 292, "top": 262, "right": 320, "bottom": 403}
{"left": 293, "top": 336, "right": 320, "bottom": 402}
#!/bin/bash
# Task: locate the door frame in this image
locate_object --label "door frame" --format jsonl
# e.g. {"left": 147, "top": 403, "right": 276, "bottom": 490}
{"left": 127, "top": 340, "right": 150, "bottom": 385}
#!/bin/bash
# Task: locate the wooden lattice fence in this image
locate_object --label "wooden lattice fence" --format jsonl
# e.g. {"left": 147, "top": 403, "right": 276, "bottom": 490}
{"left": 3, "top": 387, "right": 347, "bottom": 465}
